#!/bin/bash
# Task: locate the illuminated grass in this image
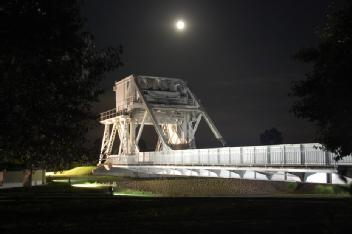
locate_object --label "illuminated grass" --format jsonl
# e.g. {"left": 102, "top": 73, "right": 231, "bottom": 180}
{"left": 286, "top": 182, "right": 298, "bottom": 191}
{"left": 314, "top": 185, "right": 334, "bottom": 194}
{"left": 49, "top": 178, "right": 158, "bottom": 196}
{"left": 113, "top": 189, "right": 157, "bottom": 197}
{"left": 50, "top": 178, "right": 112, "bottom": 189}
{"left": 47, "top": 172, "right": 351, "bottom": 197}
{"left": 46, "top": 166, "right": 97, "bottom": 177}
{"left": 71, "top": 182, "right": 109, "bottom": 188}
{"left": 312, "top": 184, "right": 350, "bottom": 195}
{"left": 52, "top": 179, "right": 70, "bottom": 183}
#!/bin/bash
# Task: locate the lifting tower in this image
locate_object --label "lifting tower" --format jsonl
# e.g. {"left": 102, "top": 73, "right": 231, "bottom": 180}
{"left": 98, "top": 75, "right": 226, "bottom": 165}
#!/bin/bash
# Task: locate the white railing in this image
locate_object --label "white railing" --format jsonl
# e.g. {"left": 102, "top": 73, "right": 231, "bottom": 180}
{"left": 100, "top": 108, "right": 117, "bottom": 121}
{"left": 106, "top": 143, "right": 352, "bottom": 167}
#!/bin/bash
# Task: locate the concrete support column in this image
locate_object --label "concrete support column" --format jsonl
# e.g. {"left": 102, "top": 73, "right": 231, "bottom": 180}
{"left": 257, "top": 171, "right": 275, "bottom": 181}
{"left": 208, "top": 169, "right": 221, "bottom": 177}
{"left": 303, "top": 172, "right": 314, "bottom": 182}
{"left": 230, "top": 170, "right": 245, "bottom": 179}
{"left": 327, "top": 173, "right": 332, "bottom": 184}
{"left": 287, "top": 172, "right": 306, "bottom": 182}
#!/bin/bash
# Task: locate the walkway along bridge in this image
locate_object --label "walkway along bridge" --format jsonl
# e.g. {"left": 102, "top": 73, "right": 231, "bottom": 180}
{"left": 96, "top": 75, "right": 352, "bottom": 184}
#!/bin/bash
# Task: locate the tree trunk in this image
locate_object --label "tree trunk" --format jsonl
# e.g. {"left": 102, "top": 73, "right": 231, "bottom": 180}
{"left": 22, "top": 169, "right": 32, "bottom": 187}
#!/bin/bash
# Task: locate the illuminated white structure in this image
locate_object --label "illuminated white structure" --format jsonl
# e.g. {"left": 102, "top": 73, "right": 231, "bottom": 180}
{"left": 97, "top": 75, "right": 352, "bottom": 184}
{"left": 98, "top": 75, "right": 225, "bottom": 164}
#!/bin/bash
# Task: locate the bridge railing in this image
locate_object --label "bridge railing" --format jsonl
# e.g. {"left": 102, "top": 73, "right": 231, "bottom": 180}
{"left": 100, "top": 108, "right": 117, "bottom": 121}
{"left": 106, "top": 143, "right": 352, "bottom": 167}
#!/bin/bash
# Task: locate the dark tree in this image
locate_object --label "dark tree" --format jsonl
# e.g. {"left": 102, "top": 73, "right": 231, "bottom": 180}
{"left": 0, "top": 0, "right": 122, "bottom": 170}
{"left": 291, "top": 2, "right": 352, "bottom": 159}
{"left": 260, "top": 128, "right": 283, "bottom": 145}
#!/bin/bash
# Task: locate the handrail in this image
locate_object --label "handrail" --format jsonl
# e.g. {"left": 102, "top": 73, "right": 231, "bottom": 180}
{"left": 105, "top": 143, "right": 352, "bottom": 167}
{"left": 100, "top": 108, "right": 117, "bottom": 121}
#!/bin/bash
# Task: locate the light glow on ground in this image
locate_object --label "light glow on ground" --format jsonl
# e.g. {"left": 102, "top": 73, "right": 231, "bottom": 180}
{"left": 113, "top": 189, "right": 157, "bottom": 197}
{"left": 52, "top": 179, "right": 70, "bottom": 183}
{"left": 113, "top": 192, "right": 155, "bottom": 197}
{"left": 71, "top": 183, "right": 108, "bottom": 188}
{"left": 46, "top": 166, "right": 96, "bottom": 177}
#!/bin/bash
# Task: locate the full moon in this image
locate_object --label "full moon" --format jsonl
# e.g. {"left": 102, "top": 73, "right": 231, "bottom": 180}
{"left": 175, "top": 20, "right": 185, "bottom": 31}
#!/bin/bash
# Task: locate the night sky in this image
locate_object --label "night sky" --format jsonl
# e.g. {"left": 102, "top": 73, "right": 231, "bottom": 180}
{"left": 83, "top": 0, "right": 332, "bottom": 147}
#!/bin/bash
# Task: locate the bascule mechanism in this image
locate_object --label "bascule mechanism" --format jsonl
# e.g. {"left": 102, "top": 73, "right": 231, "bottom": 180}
{"left": 98, "top": 75, "right": 226, "bottom": 165}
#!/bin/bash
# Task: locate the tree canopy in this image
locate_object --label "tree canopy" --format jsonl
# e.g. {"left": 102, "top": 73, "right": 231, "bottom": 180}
{"left": 0, "top": 0, "right": 122, "bottom": 169}
{"left": 259, "top": 128, "right": 283, "bottom": 145}
{"left": 291, "top": 2, "right": 352, "bottom": 159}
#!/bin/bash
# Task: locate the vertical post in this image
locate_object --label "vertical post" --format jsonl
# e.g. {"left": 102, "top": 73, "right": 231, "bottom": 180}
{"left": 117, "top": 122, "right": 123, "bottom": 155}
{"left": 325, "top": 151, "right": 331, "bottom": 166}
{"left": 217, "top": 148, "right": 220, "bottom": 164}
{"left": 229, "top": 147, "right": 231, "bottom": 165}
{"left": 100, "top": 124, "right": 110, "bottom": 152}
{"left": 208, "top": 149, "right": 210, "bottom": 165}
{"left": 240, "top": 147, "right": 243, "bottom": 165}
{"left": 129, "top": 119, "right": 136, "bottom": 154}
{"left": 300, "top": 144, "right": 305, "bottom": 166}
{"left": 198, "top": 149, "right": 200, "bottom": 165}
{"left": 253, "top": 147, "right": 256, "bottom": 165}
{"left": 98, "top": 124, "right": 111, "bottom": 165}
{"left": 267, "top": 146, "right": 271, "bottom": 165}
{"left": 283, "top": 145, "right": 286, "bottom": 165}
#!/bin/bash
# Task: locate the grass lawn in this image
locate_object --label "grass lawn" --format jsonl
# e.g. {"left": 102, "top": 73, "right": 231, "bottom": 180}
{"left": 45, "top": 166, "right": 352, "bottom": 197}
{"left": 1, "top": 170, "right": 352, "bottom": 234}
{"left": 46, "top": 166, "right": 97, "bottom": 177}
{"left": 0, "top": 182, "right": 351, "bottom": 234}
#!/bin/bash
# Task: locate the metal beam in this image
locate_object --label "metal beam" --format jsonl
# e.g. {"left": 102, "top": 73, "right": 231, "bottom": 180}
{"left": 136, "top": 110, "right": 147, "bottom": 144}
{"left": 132, "top": 76, "right": 171, "bottom": 151}
{"left": 186, "top": 87, "right": 226, "bottom": 146}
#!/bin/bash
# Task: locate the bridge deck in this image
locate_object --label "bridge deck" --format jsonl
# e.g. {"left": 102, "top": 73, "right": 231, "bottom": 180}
{"left": 99, "top": 144, "right": 352, "bottom": 184}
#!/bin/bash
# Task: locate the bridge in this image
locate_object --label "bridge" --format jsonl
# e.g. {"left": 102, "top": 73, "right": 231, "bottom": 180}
{"left": 96, "top": 75, "right": 352, "bottom": 184}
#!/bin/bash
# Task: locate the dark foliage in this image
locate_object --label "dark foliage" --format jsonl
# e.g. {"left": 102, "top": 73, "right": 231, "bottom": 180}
{"left": 291, "top": 2, "right": 352, "bottom": 159}
{"left": 0, "top": 0, "right": 122, "bottom": 169}
{"left": 260, "top": 128, "right": 283, "bottom": 145}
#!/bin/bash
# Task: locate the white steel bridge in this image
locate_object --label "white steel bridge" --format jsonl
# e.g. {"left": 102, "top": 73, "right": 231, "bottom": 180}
{"left": 96, "top": 75, "right": 352, "bottom": 184}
